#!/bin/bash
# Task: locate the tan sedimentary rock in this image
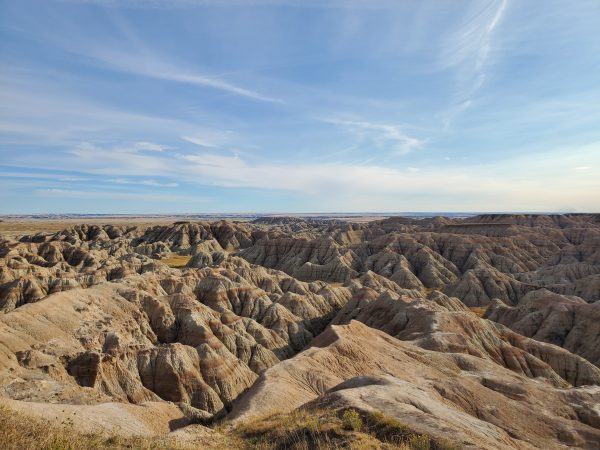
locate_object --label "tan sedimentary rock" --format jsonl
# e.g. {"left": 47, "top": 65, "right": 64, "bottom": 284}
{"left": 332, "top": 289, "right": 600, "bottom": 387}
{"left": 486, "top": 289, "right": 600, "bottom": 367}
{"left": 2, "top": 215, "right": 600, "bottom": 448}
{"left": 229, "top": 321, "right": 600, "bottom": 449}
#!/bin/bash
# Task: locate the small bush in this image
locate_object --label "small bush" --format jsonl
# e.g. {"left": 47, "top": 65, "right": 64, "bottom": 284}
{"left": 236, "top": 409, "right": 344, "bottom": 450}
{"left": 366, "top": 410, "right": 411, "bottom": 444}
{"left": 409, "top": 434, "right": 431, "bottom": 450}
{"left": 341, "top": 409, "right": 362, "bottom": 431}
{"left": 304, "top": 416, "right": 320, "bottom": 433}
{"left": 433, "top": 438, "right": 463, "bottom": 450}
{"left": 368, "top": 410, "right": 410, "bottom": 432}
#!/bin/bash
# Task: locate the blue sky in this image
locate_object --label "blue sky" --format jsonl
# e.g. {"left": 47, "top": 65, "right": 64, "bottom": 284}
{"left": 1, "top": 0, "right": 599, "bottom": 213}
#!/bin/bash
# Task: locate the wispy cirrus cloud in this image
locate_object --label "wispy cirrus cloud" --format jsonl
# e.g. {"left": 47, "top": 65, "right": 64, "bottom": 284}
{"left": 57, "top": 0, "right": 401, "bottom": 9}
{"left": 323, "top": 118, "right": 423, "bottom": 155}
{"left": 132, "top": 141, "right": 168, "bottom": 152}
{"left": 4, "top": 137, "right": 600, "bottom": 211}
{"left": 439, "top": 0, "right": 508, "bottom": 72}
{"left": 76, "top": 48, "right": 282, "bottom": 103}
{"left": 108, "top": 178, "right": 179, "bottom": 187}
{"left": 439, "top": 0, "right": 509, "bottom": 124}
{"left": 35, "top": 188, "right": 203, "bottom": 202}
{"left": 0, "top": 76, "right": 235, "bottom": 148}
{"left": 2, "top": 13, "right": 281, "bottom": 104}
{"left": 0, "top": 168, "right": 178, "bottom": 188}
{"left": 181, "top": 135, "right": 221, "bottom": 148}
{"left": 0, "top": 171, "right": 89, "bottom": 182}
{"left": 3, "top": 0, "right": 600, "bottom": 213}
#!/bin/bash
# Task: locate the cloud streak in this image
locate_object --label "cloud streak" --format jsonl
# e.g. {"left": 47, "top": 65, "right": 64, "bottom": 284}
{"left": 440, "top": 0, "right": 509, "bottom": 124}
{"left": 6, "top": 139, "right": 597, "bottom": 211}
{"left": 0, "top": 76, "right": 236, "bottom": 148}
{"left": 78, "top": 48, "right": 282, "bottom": 103}
{"left": 323, "top": 118, "right": 423, "bottom": 155}
{"left": 108, "top": 178, "right": 179, "bottom": 187}
{"left": 35, "top": 188, "right": 203, "bottom": 202}
{"left": 58, "top": 0, "right": 402, "bottom": 9}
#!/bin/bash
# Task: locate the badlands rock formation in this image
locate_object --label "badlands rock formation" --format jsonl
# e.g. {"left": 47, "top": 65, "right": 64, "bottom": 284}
{"left": 230, "top": 321, "right": 600, "bottom": 450}
{"left": 1, "top": 213, "right": 600, "bottom": 449}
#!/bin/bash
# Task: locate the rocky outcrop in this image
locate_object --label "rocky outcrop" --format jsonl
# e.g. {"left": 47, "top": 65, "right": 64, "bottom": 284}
{"left": 332, "top": 289, "right": 600, "bottom": 387}
{"left": 486, "top": 289, "right": 600, "bottom": 367}
{"left": 67, "top": 350, "right": 158, "bottom": 404}
{"left": 229, "top": 321, "right": 600, "bottom": 449}
{"left": 0, "top": 238, "right": 169, "bottom": 312}
{"left": 4, "top": 214, "right": 599, "bottom": 314}
{"left": 0, "top": 255, "right": 358, "bottom": 416}
{"left": 236, "top": 217, "right": 600, "bottom": 306}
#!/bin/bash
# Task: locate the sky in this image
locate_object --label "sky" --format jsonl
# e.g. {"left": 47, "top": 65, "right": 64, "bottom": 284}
{"left": 1, "top": 0, "right": 599, "bottom": 214}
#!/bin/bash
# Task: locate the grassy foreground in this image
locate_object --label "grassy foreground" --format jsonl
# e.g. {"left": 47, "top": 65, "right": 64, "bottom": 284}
{"left": 236, "top": 408, "right": 462, "bottom": 449}
{"left": 0, "top": 404, "right": 461, "bottom": 450}
{"left": 0, "top": 405, "right": 202, "bottom": 450}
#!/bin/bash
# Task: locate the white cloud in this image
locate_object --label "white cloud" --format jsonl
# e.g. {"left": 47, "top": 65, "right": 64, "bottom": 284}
{"left": 440, "top": 0, "right": 509, "bottom": 124}
{"left": 58, "top": 0, "right": 400, "bottom": 9}
{"left": 6, "top": 138, "right": 600, "bottom": 211}
{"left": 439, "top": 0, "right": 508, "bottom": 73}
{"left": 181, "top": 135, "right": 220, "bottom": 148}
{"left": 0, "top": 78, "right": 236, "bottom": 148}
{"left": 35, "top": 188, "right": 202, "bottom": 202}
{"left": 573, "top": 166, "right": 590, "bottom": 170}
{"left": 0, "top": 171, "right": 89, "bottom": 182}
{"left": 81, "top": 48, "right": 282, "bottom": 103}
{"left": 108, "top": 178, "right": 179, "bottom": 187}
{"left": 68, "top": 142, "right": 171, "bottom": 175}
{"left": 133, "top": 141, "right": 167, "bottom": 152}
{"left": 182, "top": 153, "right": 245, "bottom": 169}
{"left": 324, "top": 118, "right": 423, "bottom": 155}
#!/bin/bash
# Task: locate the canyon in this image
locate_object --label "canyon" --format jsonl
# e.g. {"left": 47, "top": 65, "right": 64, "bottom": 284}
{"left": 1, "top": 213, "right": 600, "bottom": 449}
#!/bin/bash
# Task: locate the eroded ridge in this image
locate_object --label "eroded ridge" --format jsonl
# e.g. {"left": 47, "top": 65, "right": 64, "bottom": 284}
{"left": 1, "top": 214, "right": 600, "bottom": 449}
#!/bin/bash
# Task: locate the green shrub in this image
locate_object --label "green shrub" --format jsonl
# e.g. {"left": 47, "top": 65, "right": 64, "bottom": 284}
{"left": 433, "top": 438, "right": 463, "bottom": 450}
{"left": 304, "top": 415, "right": 320, "bottom": 433}
{"left": 409, "top": 434, "right": 431, "bottom": 450}
{"left": 341, "top": 409, "right": 362, "bottom": 431}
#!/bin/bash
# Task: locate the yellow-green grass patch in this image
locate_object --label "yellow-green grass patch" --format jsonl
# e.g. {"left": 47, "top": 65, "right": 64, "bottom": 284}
{"left": 160, "top": 254, "right": 192, "bottom": 269}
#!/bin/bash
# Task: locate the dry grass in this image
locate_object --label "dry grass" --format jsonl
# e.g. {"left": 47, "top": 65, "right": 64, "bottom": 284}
{"left": 0, "top": 405, "right": 203, "bottom": 450}
{"left": 0, "top": 402, "right": 461, "bottom": 450}
{"left": 342, "top": 409, "right": 363, "bottom": 431}
{"left": 469, "top": 307, "right": 488, "bottom": 318}
{"left": 422, "top": 287, "right": 436, "bottom": 296}
{"left": 160, "top": 254, "right": 192, "bottom": 269}
{"left": 365, "top": 411, "right": 463, "bottom": 450}
{"left": 235, "top": 408, "right": 462, "bottom": 450}
{"left": 235, "top": 408, "right": 378, "bottom": 449}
